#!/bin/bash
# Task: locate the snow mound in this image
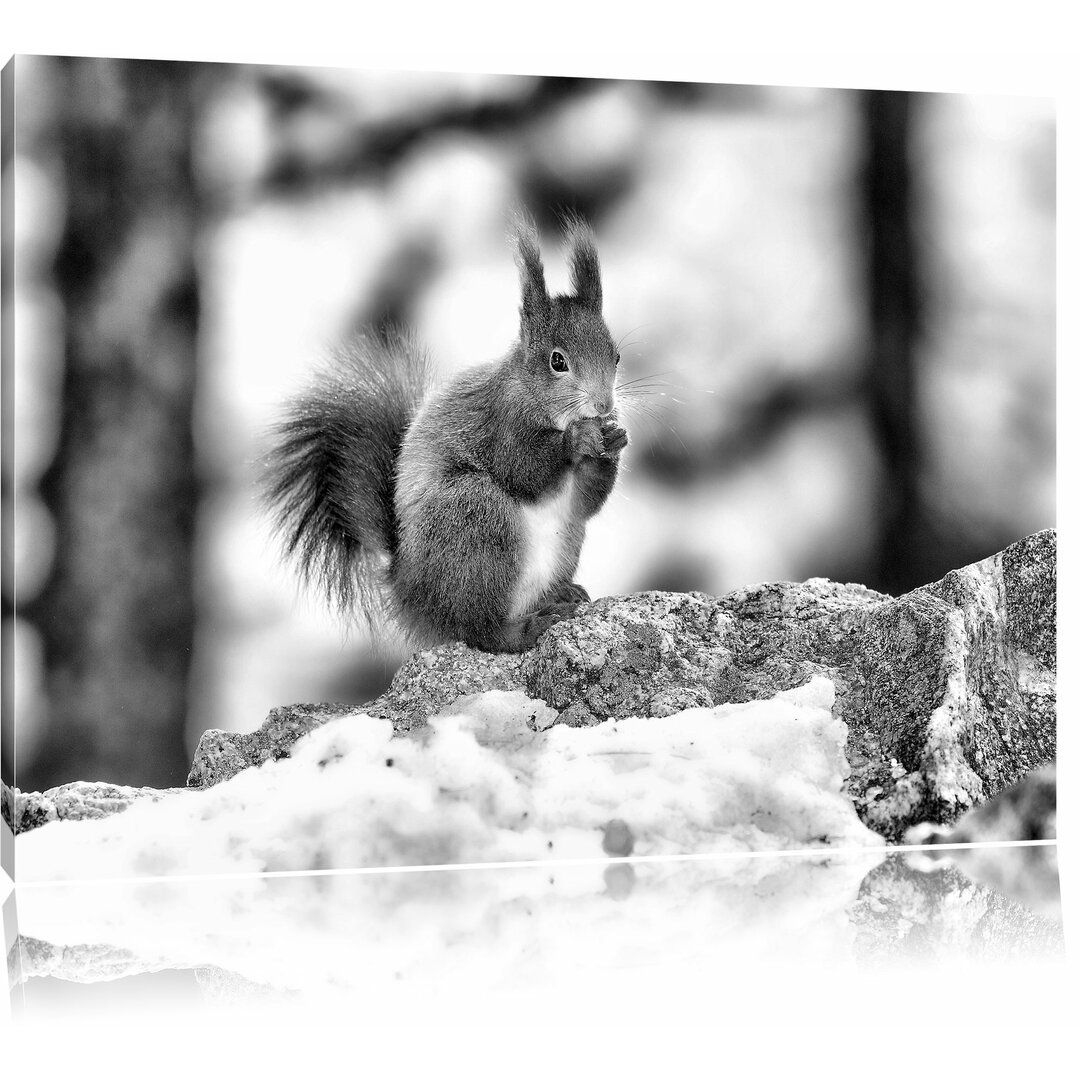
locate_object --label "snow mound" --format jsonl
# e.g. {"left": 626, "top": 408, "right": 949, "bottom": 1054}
{"left": 17, "top": 676, "right": 882, "bottom": 882}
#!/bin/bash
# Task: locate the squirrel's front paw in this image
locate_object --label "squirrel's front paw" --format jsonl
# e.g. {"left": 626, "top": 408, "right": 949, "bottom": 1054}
{"left": 600, "top": 419, "right": 628, "bottom": 456}
{"left": 566, "top": 416, "right": 606, "bottom": 460}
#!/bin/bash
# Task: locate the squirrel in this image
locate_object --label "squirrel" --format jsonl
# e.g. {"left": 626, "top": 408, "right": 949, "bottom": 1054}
{"left": 264, "top": 215, "right": 628, "bottom": 654}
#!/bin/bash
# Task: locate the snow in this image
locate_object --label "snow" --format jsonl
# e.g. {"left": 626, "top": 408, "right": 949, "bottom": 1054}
{"left": 16, "top": 675, "right": 882, "bottom": 884}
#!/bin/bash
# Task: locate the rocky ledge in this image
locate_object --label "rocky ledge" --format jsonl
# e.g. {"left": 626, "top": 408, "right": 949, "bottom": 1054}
{"left": 5, "top": 529, "right": 1056, "bottom": 844}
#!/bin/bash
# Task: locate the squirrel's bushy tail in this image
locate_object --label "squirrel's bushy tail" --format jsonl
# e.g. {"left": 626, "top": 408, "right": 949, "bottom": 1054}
{"left": 264, "top": 331, "right": 432, "bottom": 626}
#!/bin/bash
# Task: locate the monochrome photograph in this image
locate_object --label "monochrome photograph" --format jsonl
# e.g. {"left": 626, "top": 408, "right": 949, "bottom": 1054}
{"left": 0, "top": 41, "right": 1064, "bottom": 1045}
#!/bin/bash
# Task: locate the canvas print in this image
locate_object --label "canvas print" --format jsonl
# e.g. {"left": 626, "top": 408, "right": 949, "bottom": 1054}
{"left": 0, "top": 55, "right": 1060, "bottom": 1017}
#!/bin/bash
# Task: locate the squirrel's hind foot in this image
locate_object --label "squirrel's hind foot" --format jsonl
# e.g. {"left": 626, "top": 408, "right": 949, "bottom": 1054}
{"left": 539, "top": 581, "right": 591, "bottom": 605}
{"left": 467, "top": 601, "right": 582, "bottom": 654}
{"left": 516, "top": 605, "right": 577, "bottom": 651}
{"left": 530, "top": 600, "right": 582, "bottom": 621}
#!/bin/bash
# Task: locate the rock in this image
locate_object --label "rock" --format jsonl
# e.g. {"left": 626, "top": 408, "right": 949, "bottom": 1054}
{"left": 2, "top": 780, "right": 190, "bottom": 833}
{"left": 904, "top": 763, "right": 1056, "bottom": 846}
{"left": 901, "top": 764, "right": 1058, "bottom": 920}
{"left": 523, "top": 530, "right": 1056, "bottom": 841}
{"left": 186, "top": 646, "right": 526, "bottom": 787}
{"left": 14, "top": 530, "right": 1055, "bottom": 844}
{"left": 192, "top": 529, "right": 1053, "bottom": 841}
{"left": 186, "top": 701, "right": 360, "bottom": 788}
{"left": 850, "top": 529, "right": 1055, "bottom": 838}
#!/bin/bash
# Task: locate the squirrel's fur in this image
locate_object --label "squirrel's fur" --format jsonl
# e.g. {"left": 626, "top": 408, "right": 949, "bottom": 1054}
{"left": 265, "top": 215, "right": 626, "bottom": 653}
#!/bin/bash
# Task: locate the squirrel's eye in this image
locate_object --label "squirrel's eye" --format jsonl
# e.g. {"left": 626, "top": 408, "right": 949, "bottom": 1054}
{"left": 549, "top": 349, "right": 569, "bottom": 373}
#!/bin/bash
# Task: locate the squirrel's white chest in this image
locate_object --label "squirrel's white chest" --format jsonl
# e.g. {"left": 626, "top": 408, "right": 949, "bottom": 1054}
{"left": 511, "top": 479, "right": 576, "bottom": 616}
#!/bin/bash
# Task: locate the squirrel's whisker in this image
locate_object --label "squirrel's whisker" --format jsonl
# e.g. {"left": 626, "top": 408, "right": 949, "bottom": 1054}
{"left": 616, "top": 325, "right": 650, "bottom": 352}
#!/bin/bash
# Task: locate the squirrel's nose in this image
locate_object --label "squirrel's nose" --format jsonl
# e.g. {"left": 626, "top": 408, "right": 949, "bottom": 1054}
{"left": 593, "top": 397, "right": 613, "bottom": 417}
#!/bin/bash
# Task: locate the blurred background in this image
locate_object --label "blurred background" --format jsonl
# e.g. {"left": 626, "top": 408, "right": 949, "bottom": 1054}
{"left": 2, "top": 56, "right": 1055, "bottom": 791}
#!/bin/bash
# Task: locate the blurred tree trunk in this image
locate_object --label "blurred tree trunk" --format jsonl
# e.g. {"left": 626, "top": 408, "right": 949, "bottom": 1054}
{"left": 24, "top": 58, "right": 205, "bottom": 789}
{"left": 862, "top": 90, "right": 923, "bottom": 596}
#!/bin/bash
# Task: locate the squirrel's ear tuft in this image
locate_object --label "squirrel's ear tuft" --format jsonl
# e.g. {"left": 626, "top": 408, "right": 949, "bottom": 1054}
{"left": 512, "top": 214, "right": 550, "bottom": 341}
{"left": 565, "top": 216, "right": 602, "bottom": 313}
